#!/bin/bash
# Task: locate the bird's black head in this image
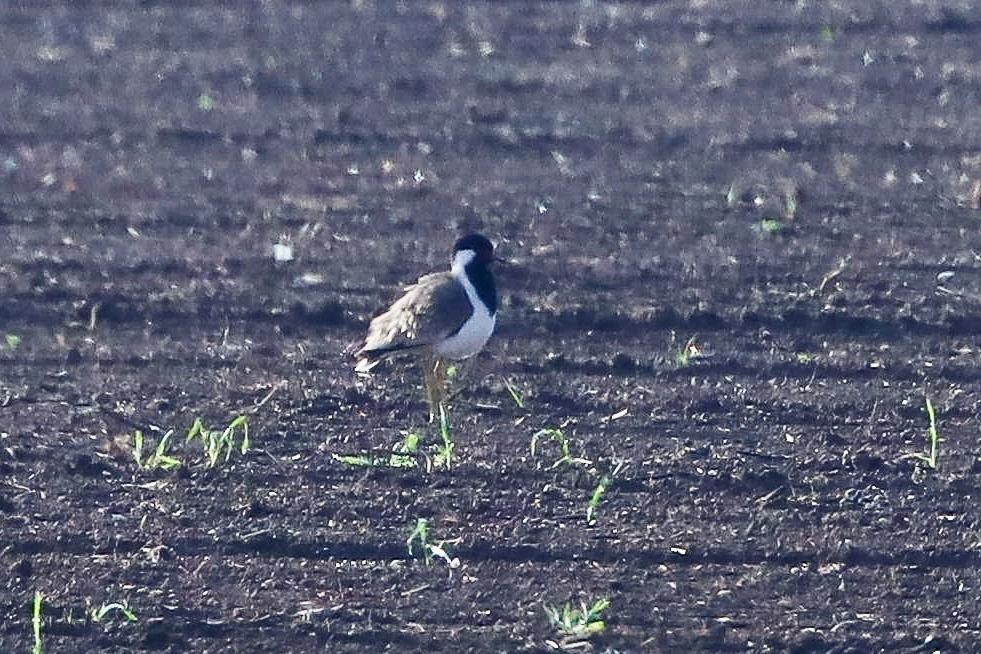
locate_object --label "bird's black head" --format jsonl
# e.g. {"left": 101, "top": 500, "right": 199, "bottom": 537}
{"left": 453, "top": 233, "right": 495, "bottom": 265}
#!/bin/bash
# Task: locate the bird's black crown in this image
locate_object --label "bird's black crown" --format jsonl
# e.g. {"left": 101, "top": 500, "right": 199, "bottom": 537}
{"left": 454, "top": 233, "right": 494, "bottom": 262}
{"left": 453, "top": 233, "right": 497, "bottom": 313}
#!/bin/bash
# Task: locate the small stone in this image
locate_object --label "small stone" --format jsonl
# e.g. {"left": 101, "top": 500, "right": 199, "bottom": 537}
{"left": 272, "top": 243, "right": 293, "bottom": 262}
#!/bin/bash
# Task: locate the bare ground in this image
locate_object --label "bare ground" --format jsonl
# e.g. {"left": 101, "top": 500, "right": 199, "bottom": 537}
{"left": 3, "top": 2, "right": 981, "bottom": 652}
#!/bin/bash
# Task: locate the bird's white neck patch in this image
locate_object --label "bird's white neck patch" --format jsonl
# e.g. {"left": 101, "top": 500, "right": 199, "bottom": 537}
{"left": 451, "top": 249, "right": 476, "bottom": 275}
{"left": 438, "top": 249, "right": 495, "bottom": 360}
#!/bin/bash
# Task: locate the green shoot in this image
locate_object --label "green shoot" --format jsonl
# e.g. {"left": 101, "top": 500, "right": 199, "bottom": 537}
{"left": 399, "top": 431, "right": 421, "bottom": 454}
{"left": 544, "top": 598, "right": 610, "bottom": 639}
{"left": 406, "top": 518, "right": 458, "bottom": 567}
{"left": 132, "top": 430, "right": 181, "bottom": 471}
{"left": 133, "top": 431, "right": 143, "bottom": 468}
{"left": 758, "top": 218, "right": 784, "bottom": 235}
{"left": 185, "top": 416, "right": 250, "bottom": 467}
{"left": 333, "top": 431, "right": 423, "bottom": 469}
{"left": 725, "top": 184, "right": 738, "bottom": 208}
{"left": 530, "top": 428, "right": 590, "bottom": 469}
{"left": 784, "top": 186, "right": 799, "bottom": 220}
{"left": 434, "top": 405, "right": 454, "bottom": 469}
{"left": 90, "top": 602, "right": 137, "bottom": 623}
{"left": 332, "top": 453, "right": 418, "bottom": 469}
{"left": 406, "top": 518, "right": 431, "bottom": 561}
{"left": 675, "top": 336, "right": 702, "bottom": 367}
{"left": 913, "top": 396, "right": 941, "bottom": 470}
{"left": 392, "top": 431, "right": 421, "bottom": 468}
{"left": 333, "top": 454, "right": 374, "bottom": 467}
{"left": 151, "top": 431, "right": 180, "bottom": 470}
{"left": 32, "top": 591, "right": 42, "bottom": 654}
{"left": 502, "top": 377, "right": 525, "bottom": 409}
{"left": 586, "top": 462, "right": 624, "bottom": 522}
{"left": 5, "top": 333, "right": 21, "bottom": 350}
{"left": 587, "top": 476, "right": 611, "bottom": 522}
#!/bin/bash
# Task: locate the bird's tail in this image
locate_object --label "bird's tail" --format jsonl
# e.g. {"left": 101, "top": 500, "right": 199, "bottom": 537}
{"left": 352, "top": 342, "right": 428, "bottom": 373}
{"left": 354, "top": 356, "right": 380, "bottom": 373}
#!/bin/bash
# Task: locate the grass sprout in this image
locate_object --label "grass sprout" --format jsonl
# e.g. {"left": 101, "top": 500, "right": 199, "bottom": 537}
{"left": 784, "top": 186, "right": 799, "bottom": 220}
{"left": 392, "top": 430, "right": 422, "bottom": 468}
{"left": 333, "top": 431, "right": 427, "bottom": 470}
{"left": 502, "top": 376, "right": 525, "bottom": 408}
{"left": 32, "top": 591, "right": 43, "bottom": 654}
{"left": 132, "top": 430, "right": 181, "bottom": 471}
{"left": 544, "top": 597, "right": 610, "bottom": 640}
{"left": 587, "top": 462, "right": 625, "bottom": 523}
{"left": 531, "top": 428, "right": 590, "bottom": 469}
{"left": 5, "top": 333, "right": 22, "bottom": 350}
{"left": 333, "top": 454, "right": 376, "bottom": 467}
{"left": 434, "top": 405, "right": 454, "bottom": 469}
{"left": 332, "top": 409, "right": 453, "bottom": 472}
{"left": 406, "top": 518, "right": 431, "bottom": 561}
{"left": 185, "top": 415, "right": 250, "bottom": 467}
{"left": 406, "top": 518, "right": 459, "bottom": 568}
{"left": 675, "top": 335, "right": 704, "bottom": 367}
{"left": 587, "top": 476, "right": 612, "bottom": 522}
{"left": 913, "top": 396, "right": 941, "bottom": 470}
{"left": 90, "top": 602, "right": 137, "bottom": 623}
{"left": 725, "top": 184, "right": 738, "bottom": 208}
{"left": 757, "top": 218, "right": 785, "bottom": 235}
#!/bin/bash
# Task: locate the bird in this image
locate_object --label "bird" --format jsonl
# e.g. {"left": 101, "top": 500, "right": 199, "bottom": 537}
{"left": 354, "top": 233, "right": 501, "bottom": 418}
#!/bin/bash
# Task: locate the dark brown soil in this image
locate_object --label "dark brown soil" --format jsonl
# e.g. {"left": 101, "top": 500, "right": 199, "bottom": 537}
{"left": 3, "top": 2, "right": 981, "bottom": 652}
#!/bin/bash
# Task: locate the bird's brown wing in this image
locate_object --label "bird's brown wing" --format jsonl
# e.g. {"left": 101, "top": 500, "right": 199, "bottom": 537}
{"left": 356, "top": 272, "right": 473, "bottom": 362}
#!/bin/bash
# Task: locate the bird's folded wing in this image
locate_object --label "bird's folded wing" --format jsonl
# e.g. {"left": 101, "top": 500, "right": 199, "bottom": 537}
{"left": 360, "top": 272, "right": 473, "bottom": 353}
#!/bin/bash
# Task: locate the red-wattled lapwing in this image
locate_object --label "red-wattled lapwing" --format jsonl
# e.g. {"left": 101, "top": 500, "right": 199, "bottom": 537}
{"left": 354, "top": 234, "right": 500, "bottom": 417}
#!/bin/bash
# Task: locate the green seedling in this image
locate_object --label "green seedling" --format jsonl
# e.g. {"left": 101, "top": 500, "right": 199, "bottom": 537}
{"left": 675, "top": 336, "right": 702, "bottom": 367}
{"left": 406, "top": 518, "right": 431, "bottom": 561}
{"left": 502, "top": 376, "right": 525, "bottom": 409}
{"left": 406, "top": 518, "right": 457, "bottom": 567}
{"left": 587, "top": 476, "right": 612, "bottom": 522}
{"left": 185, "top": 416, "right": 250, "bottom": 467}
{"left": 32, "top": 591, "right": 43, "bottom": 654}
{"left": 434, "top": 405, "right": 454, "bottom": 469}
{"left": 333, "top": 452, "right": 418, "bottom": 468}
{"left": 5, "top": 333, "right": 21, "bottom": 350}
{"left": 333, "top": 454, "right": 375, "bottom": 467}
{"left": 586, "top": 462, "right": 625, "bottom": 522}
{"left": 333, "top": 431, "right": 423, "bottom": 469}
{"left": 758, "top": 218, "right": 785, "bottom": 235}
{"left": 544, "top": 597, "right": 610, "bottom": 640}
{"left": 725, "top": 184, "right": 738, "bottom": 208}
{"left": 531, "top": 428, "right": 590, "bottom": 469}
{"left": 784, "top": 186, "right": 799, "bottom": 220}
{"left": 400, "top": 431, "right": 421, "bottom": 454}
{"left": 132, "top": 430, "right": 181, "bottom": 471}
{"left": 90, "top": 602, "right": 137, "bottom": 623}
{"left": 912, "top": 396, "right": 941, "bottom": 470}
{"left": 392, "top": 430, "right": 422, "bottom": 468}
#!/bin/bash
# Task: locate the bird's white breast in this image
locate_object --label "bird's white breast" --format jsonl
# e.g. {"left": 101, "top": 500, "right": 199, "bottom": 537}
{"left": 435, "top": 267, "right": 496, "bottom": 360}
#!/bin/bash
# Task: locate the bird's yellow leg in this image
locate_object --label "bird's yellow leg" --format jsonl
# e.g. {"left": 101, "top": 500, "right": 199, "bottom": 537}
{"left": 432, "top": 358, "right": 448, "bottom": 411}
{"left": 421, "top": 353, "right": 437, "bottom": 422}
